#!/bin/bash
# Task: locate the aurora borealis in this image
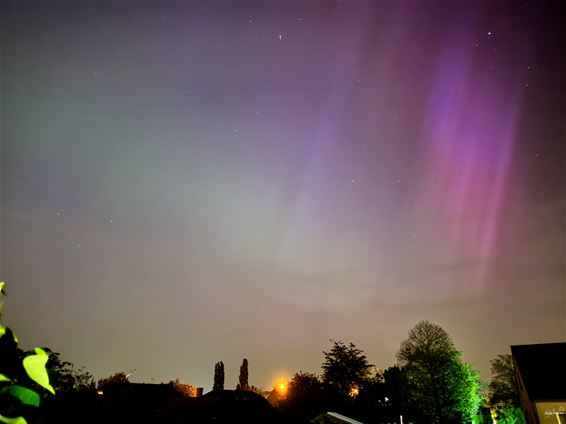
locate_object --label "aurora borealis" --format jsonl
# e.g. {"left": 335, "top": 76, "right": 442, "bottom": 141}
{"left": 1, "top": 1, "right": 564, "bottom": 391}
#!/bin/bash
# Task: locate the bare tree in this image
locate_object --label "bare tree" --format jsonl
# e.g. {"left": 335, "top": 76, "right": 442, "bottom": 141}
{"left": 397, "top": 320, "right": 456, "bottom": 365}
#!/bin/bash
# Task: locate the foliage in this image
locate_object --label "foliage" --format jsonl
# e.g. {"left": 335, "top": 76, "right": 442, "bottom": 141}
{"left": 213, "top": 361, "right": 224, "bottom": 391}
{"left": 22, "top": 349, "right": 55, "bottom": 396}
{"left": 41, "top": 349, "right": 94, "bottom": 394}
{"left": 236, "top": 358, "right": 249, "bottom": 391}
{"left": 281, "top": 372, "right": 327, "bottom": 422}
{"left": 381, "top": 366, "right": 412, "bottom": 421}
{"left": 287, "top": 372, "right": 324, "bottom": 401}
{"left": 353, "top": 370, "right": 388, "bottom": 423}
{"left": 0, "top": 282, "right": 55, "bottom": 424}
{"left": 0, "top": 282, "right": 6, "bottom": 319}
{"left": 488, "top": 354, "right": 519, "bottom": 406}
{"left": 170, "top": 379, "right": 198, "bottom": 397}
{"left": 449, "top": 360, "right": 483, "bottom": 422}
{"left": 495, "top": 405, "right": 526, "bottom": 424}
{"left": 321, "top": 340, "right": 372, "bottom": 400}
{"left": 488, "top": 354, "right": 525, "bottom": 423}
{"left": 97, "top": 372, "right": 129, "bottom": 389}
{"left": 396, "top": 320, "right": 483, "bottom": 424}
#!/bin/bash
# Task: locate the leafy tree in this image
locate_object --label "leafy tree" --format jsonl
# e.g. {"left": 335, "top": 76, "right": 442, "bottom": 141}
{"left": 282, "top": 372, "right": 327, "bottom": 423}
{"left": 42, "top": 349, "right": 94, "bottom": 394}
{"left": 213, "top": 361, "right": 224, "bottom": 391}
{"left": 381, "top": 366, "right": 412, "bottom": 422}
{"left": 449, "top": 360, "right": 483, "bottom": 422}
{"left": 321, "top": 340, "right": 372, "bottom": 400}
{"left": 236, "top": 358, "right": 249, "bottom": 391}
{"left": 495, "top": 405, "right": 526, "bottom": 424}
{"left": 397, "top": 320, "right": 483, "bottom": 424}
{"left": 97, "top": 372, "right": 129, "bottom": 389}
{"left": 354, "top": 370, "right": 388, "bottom": 423}
{"left": 287, "top": 372, "right": 324, "bottom": 402}
{"left": 170, "top": 379, "right": 198, "bottom": 397}
{"left": 488, "top": 354, "right": 525, "bottom": 423}
{"left": 488, "top": 354, "right": 518, "bottom": 406}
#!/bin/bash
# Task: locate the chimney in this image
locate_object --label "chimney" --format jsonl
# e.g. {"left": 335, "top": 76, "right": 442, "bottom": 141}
{"left": 196, "top": 387, "right": 203, "bottom": 397}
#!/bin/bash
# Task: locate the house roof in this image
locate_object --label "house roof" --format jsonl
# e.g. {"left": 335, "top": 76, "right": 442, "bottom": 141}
{"left": 511, "top": 342, "right": 566, "bottom": 401}
{"left": 201, "top": 390, "right": 279, "bottom": 423}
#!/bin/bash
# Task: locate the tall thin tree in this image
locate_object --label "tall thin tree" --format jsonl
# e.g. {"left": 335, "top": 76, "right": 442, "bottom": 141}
{"left": 236, "top": 358, "right": 249, "bottom": 391}
{"left": 213, "top": 361, "right": 225, "bottom": 391}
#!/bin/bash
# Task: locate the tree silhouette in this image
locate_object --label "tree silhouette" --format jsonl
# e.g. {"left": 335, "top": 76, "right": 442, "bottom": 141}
{"left": 43, "top": 349, "right": 94, "bottom": 394}
{"left": 396, "top": 320, "right": 482, "bottom": 424}
{"left": 213, "top": 361, "right": 225, "bottom": 391}
{"left": 488, "top": 354, "right": 525, "bottom": 423}
{"left": 283, "top": 372, "right": 327, "bottom": 421}
{"left": 236, "top": 358, "right": 249, "bottom": 391}
{"left": 97, "top": 372, "right": 129, "bottom": 389}
{"left": 321, "top": 340, "right": 372, "bottom": 400}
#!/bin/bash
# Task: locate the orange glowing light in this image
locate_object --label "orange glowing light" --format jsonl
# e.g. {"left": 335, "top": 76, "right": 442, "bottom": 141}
{"left": 274, "top": 378, "right": 288, "bottom": 396}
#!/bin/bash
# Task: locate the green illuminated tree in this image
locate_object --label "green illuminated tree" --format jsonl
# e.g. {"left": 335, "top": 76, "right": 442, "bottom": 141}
{"left": 495, "top": 405, "right": 526, "bottom": 424}
{"left": 236, "top": 358, "right": 249, "bottom": 391}
{"left": 321, "top": 340, "right": 372, "bottom": 400}
{"left": 397, "top": 320, "right": 482, "bottom": 424}
{"left": 213, "top": 361, "right": 225, "bottom": 391}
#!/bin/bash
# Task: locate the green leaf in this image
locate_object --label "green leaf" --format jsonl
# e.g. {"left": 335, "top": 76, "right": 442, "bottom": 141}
{"left": 0, "top": 326, "right": 18, "bottom": 343}
{"left": 22, "top": 348, "right": 55, "bottom": 395}
{"left": 0, "top": 414, "right": 27, "bottom": 424}
{"left": 0, "top": 386, "right": 40, "bottom": 407}
{"left": 0, "top": 374, "right": 11, "bottom": 382}
{"left": 0, "top": 281, "right": 5, "bottom": 295}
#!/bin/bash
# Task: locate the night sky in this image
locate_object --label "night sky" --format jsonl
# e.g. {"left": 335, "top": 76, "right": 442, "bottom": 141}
{"left": 1, "top": 1, "right": 564, "bottom": 391}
